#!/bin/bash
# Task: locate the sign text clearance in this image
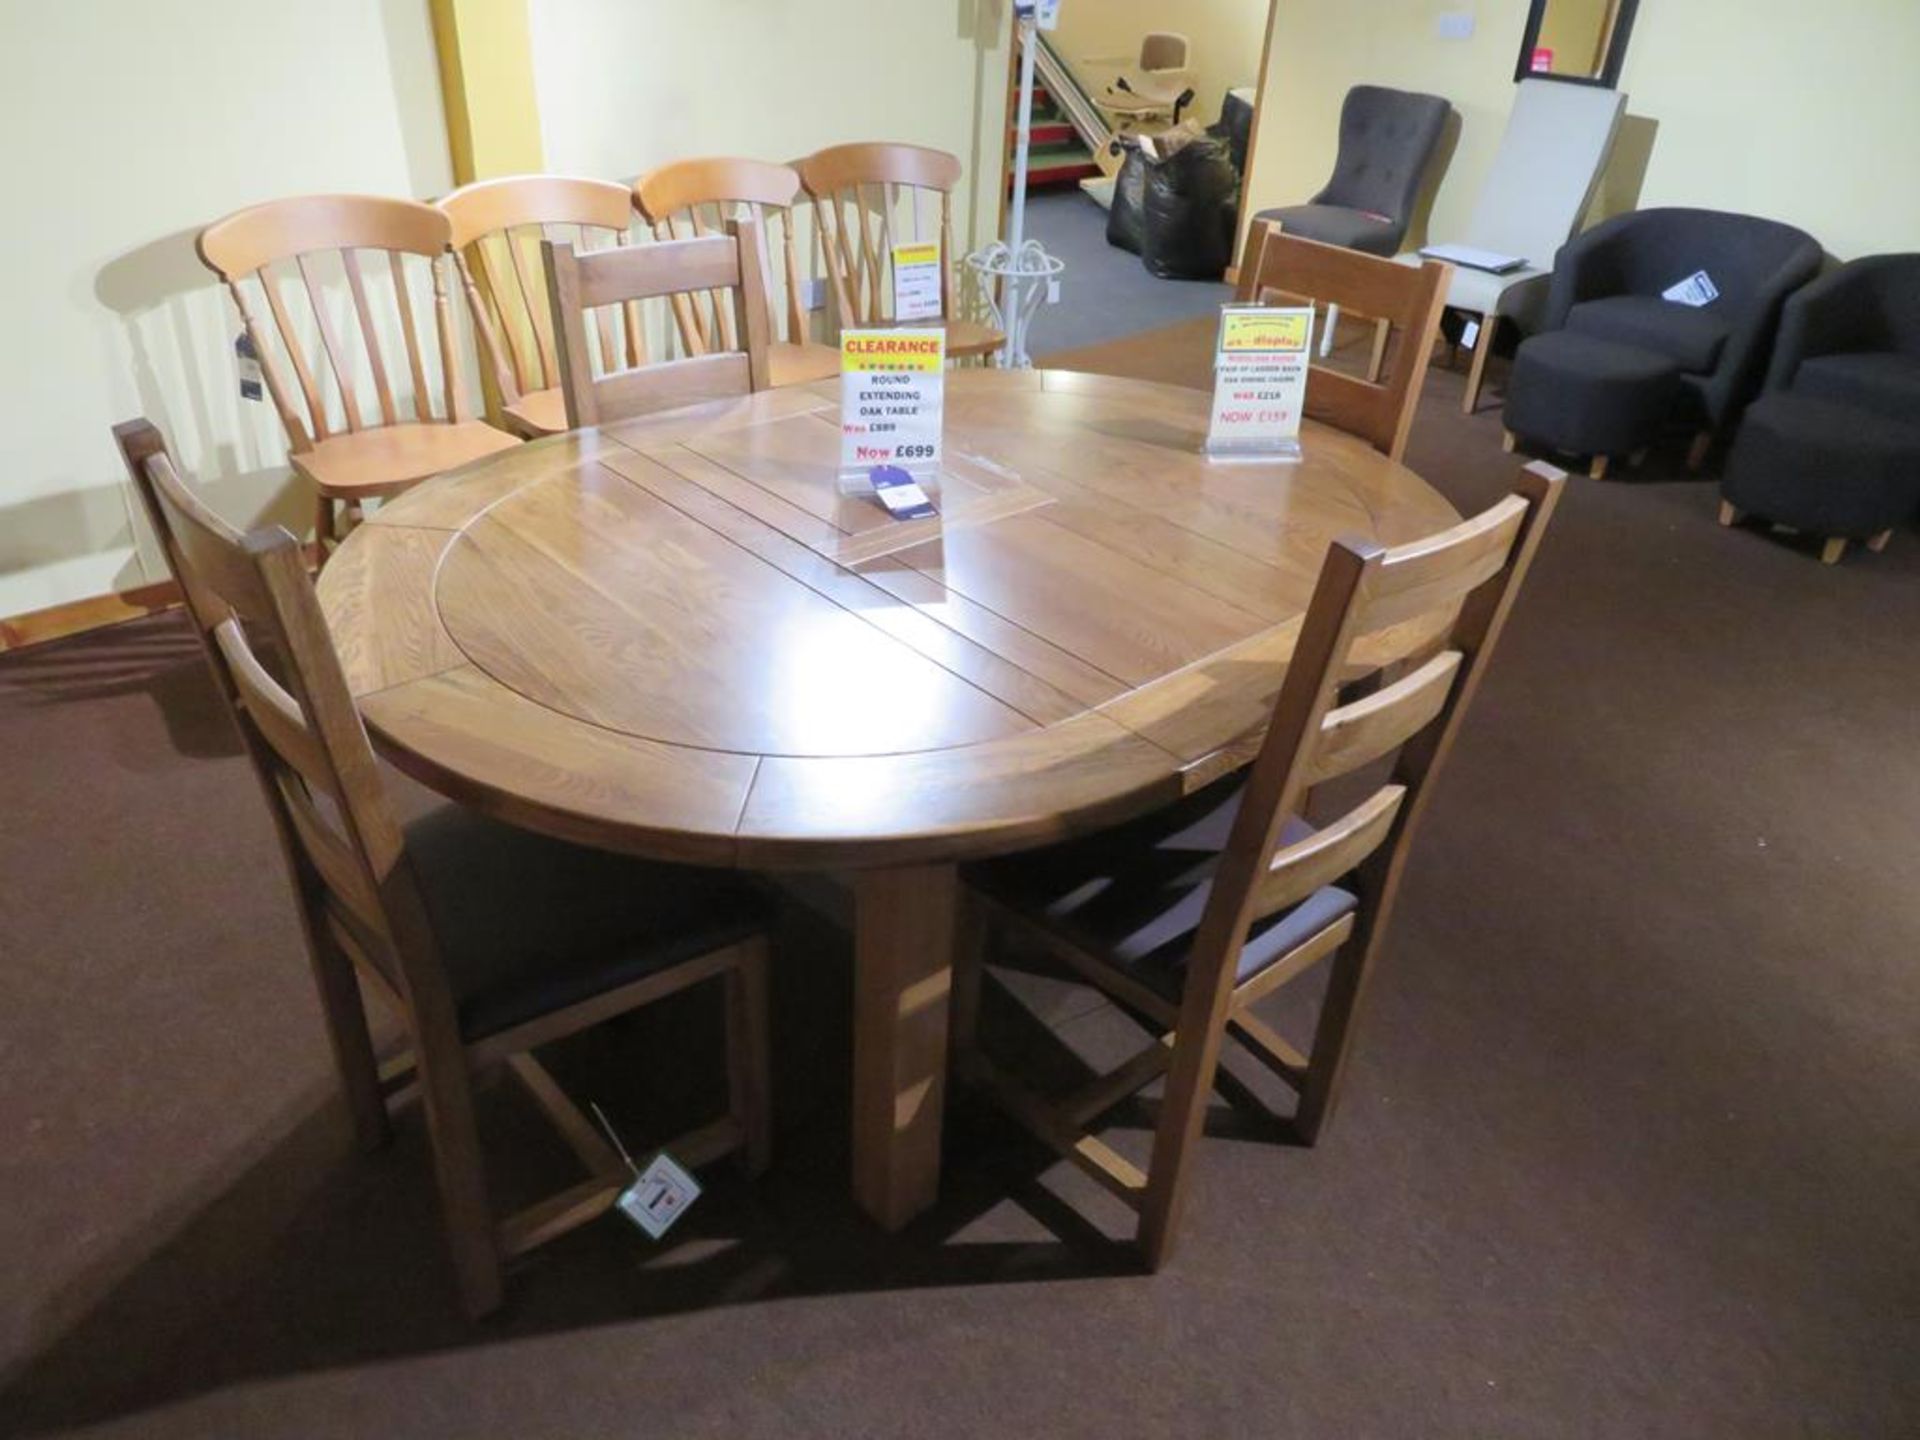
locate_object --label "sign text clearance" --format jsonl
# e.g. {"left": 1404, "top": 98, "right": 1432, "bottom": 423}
{"left": 841, "top": 328, "right": 945, "bottom": 481}
{"left": 891, "top": 242, "right": 943, "bottom": 322}
{"left": 1205, "top": 305, "right": 1314, "bottom": 461}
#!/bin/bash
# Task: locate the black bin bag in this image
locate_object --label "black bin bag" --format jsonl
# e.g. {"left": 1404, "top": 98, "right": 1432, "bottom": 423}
{"left": 1106, "top": 144, "right": 1147, "bottom": 255}
{"left": 1140, "top": 135, "right": 1238, "bottom": 280}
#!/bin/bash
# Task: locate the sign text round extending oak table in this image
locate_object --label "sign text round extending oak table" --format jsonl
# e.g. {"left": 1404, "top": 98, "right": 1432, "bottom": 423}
{"left": 317, "top": 369, "right": 1462, "bottom": 1231}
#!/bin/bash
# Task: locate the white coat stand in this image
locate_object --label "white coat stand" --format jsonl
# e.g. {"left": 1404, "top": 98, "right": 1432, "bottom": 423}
{"left": 966, "top": 2, "right": 1063, "bottom": 369}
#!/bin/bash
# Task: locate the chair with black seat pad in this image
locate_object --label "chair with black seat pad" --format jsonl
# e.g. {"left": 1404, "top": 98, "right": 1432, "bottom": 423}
{"left": 1719, "top": 253, "right": 1920, "bottom": 563}
{"left": 954, "top": 462, "right": 1566, "bottom": 1268}
{"left": 1251, "top": 85, "right": 1453, "bottom": 258}
{"left": 111, "top": 418, "right": 774, "bottom": 1319}
{"left": 1508, "top": 207, "right": 1822, "bottom": 472}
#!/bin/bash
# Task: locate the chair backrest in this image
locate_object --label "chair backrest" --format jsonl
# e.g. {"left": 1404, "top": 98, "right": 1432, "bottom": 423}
{"left": 541, "top": 214, "right": 773, "bottom": 428}
{"left": 1139, "top": 32, "right": 1189, "bottom": 73}
{"left": 1313, "top": 85, "right": 1451, "bottom": 226}
{"left": 634, "top": 157, "right": 814, "bottom": 359}
{"left": 437, "top": 175, "right": 643, "bottom": 407}
{"left": 1235, "top": 223, "right": 1451, "bottom": 461}
{"left": 198, "top": 196, "right": 468, "bottom": 452}
{"left": 1465, "top": 80, "right": 1625, "bottom": 269}
{"left": 109, "top": 418, "right": 446, "bottom": 1015}
{"left": 795, "top": 143, "right": 963, "bottom": 331}
{"left": 1182, "top": 461, "right": 1566, "bottom": 1017}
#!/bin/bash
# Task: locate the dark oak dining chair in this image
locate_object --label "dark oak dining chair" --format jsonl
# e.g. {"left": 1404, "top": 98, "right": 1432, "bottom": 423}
{"left": 633, "top": 157, "right": 839, "bottom": 388}
{"left": 956, "top": 461, "right": 1566, "bottom": 1268}
{"left": 111, "top": 418, "right": 774, "bottom": 1318}
{"left": 542, "top": 214, "right": 773, "bottom": 428}
{"left": 197, "top": 195, "right": 522, "bottom": 553}
{"left": 438, "top": 174, "right": 645, "bottom": 438}
{"left": 795, "top": 142, "right": 1004, "bottom": 360}
{"left": 1235, "top": 221, "right": 1451, "bottom": 463}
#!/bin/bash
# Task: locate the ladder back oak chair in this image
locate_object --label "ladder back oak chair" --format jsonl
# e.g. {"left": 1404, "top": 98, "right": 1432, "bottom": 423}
{"left": 111, "top": 418, "right": 774, "bottom": 1319}
{"left": 542, "top": 214, "right": 773, "bottom": 429}
{"left": 197, "top": 195, "right": 521, "bottom": 553}
{"left": 633, "top": 157, "right": 839, "bottom": 389}
{"left": 1235, "top": 221, "right": 1452, "bottom": 463}
{"left": 438, "top": 174, "right": 645, "bottom": 439}
{"left": 795, "top": 142, "right": 1005, "bottom": 360}
{"left": 957, "top": 461, "right": 1566, "bottom": 1268}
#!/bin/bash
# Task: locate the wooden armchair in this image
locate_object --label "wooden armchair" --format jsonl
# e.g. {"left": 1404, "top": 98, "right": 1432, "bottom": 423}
{"left": 111, "top": 418, "right": 774, "bottom": 1318}
{"left": 795, "top": 143, "right": 1004, "bottom": 360}
{"left": 438, "top": 174, "right": 644, "bottom": 438}
{"left": 197, "top": 195, "right": 521, "bottom": 552}
{"left": 634, "top": 157, "right": 838, "bottom": 388}
{"left": 957, "top": 463, "right": 1566, "bottom": 1267}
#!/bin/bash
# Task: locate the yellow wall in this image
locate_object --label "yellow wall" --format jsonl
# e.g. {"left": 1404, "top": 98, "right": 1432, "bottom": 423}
{"left": 1051, "top": 0, "right": 1271, "bottom": 121}
{"left": 527, "top": 0, "right": 1012, "bottom": 259}
{"left": 1244, "top": 0, "right": 1920, "bottom": 265}
{"left": 0, "top": 0, "right": 449, "bottom": 621}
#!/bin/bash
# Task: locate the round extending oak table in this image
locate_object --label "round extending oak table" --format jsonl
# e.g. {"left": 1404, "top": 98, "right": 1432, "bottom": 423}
{"left": 317, "top": 368, "right": 1461, "bottom": 1231}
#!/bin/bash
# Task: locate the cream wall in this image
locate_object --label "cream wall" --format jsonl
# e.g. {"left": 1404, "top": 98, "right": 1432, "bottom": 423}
{"left": 1051, "top": 0, "right": 1271, "bottom": 121}
{"left": 528, "top": 0, "right": 1012, "bottom": 264}
{"left": 1243, "top": 0, "right": 1920, "bottom": 266}
{"left": 0, "top": 0, "right": 449, "bottom": 620}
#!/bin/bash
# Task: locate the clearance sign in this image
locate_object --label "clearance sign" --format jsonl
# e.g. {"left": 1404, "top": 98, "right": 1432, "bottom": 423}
{"left": 1206, "top": 304, "right": 1315, "bottom": 461}
{"left": 840, "top": 328, "right": 946, "bottom": 478}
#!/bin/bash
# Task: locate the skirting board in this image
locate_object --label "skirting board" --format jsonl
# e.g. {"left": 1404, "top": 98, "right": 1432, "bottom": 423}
{"left": 0, "top": 579, "right": 182, "bottom": 655}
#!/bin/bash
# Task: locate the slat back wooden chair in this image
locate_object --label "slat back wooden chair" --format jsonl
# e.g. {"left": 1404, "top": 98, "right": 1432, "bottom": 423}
{"left": 542, "top": 214, "right": 773, "bottom": 429}
{"left": 1234, "top": 220, "right": 1451, "bottom": 463}
{"left": 438, "top": 175, "right": 643, "bottom": 439}
{"left": 958, "top": 461, "right": 1567, "bottom": 1268}
{"left": 633, "top": 157, "right": 839, "bottom": 389}
{"left": 110, "top": 417, "right": 773, "bottom": 1319}
{"left": 197, "top": 195, "right": 521, "bottom": 552}
{"left": 795, "top": 142, "right": 1005, "bottom": 360}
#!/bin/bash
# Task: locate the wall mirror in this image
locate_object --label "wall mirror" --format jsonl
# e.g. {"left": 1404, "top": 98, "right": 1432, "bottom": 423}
{"left": 1515, "top": 0, "right": 1640, "bottom": 88}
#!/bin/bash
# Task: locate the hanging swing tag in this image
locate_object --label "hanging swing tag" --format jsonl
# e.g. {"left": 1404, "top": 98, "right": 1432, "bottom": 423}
{"left": 235, "top": 332, "right": 264, "bottom": 402}
{"left": 616, "top": 1153, "right": 702, "bottom": 1240}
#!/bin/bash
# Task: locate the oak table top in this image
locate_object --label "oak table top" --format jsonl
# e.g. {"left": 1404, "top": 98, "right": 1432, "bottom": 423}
{"left": 319, "top": 369, "right": 1460, "bottom": 869}
{"left": 318, "top": 367, "right": 1462, "bottom": 1234}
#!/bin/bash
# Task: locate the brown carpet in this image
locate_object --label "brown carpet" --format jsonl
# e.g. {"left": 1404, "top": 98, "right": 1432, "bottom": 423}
{"left": 3, "top": 326, "right": 1917, "bottom": 1438}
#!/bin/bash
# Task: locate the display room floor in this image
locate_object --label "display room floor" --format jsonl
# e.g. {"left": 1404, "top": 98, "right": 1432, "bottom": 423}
{"left": 1, "top": 344, "right": 1915, "bottom": 1439}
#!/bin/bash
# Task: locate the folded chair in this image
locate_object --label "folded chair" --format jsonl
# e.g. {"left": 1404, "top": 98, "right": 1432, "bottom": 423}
{"left": 112, "top": 419, "right": 774, "bottom": 1318}
{"left": 197, "top": 196, "right": 521, "bottom": 555}
{"left": 956, "top": 462, "right": 1566, "bottom": 1267}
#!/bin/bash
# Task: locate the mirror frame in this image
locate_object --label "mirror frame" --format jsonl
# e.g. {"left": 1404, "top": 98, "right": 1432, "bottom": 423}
{"left": 1514, "top": 0, "right": 1640, "bottom": 89}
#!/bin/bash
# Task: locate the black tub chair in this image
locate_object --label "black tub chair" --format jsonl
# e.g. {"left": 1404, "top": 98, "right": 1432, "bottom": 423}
{"left": 1251, "top": 85, "right": 1451, "bottom": 257}
{"left": 1719, "top": 253, "right": 1920, "bottom": 563}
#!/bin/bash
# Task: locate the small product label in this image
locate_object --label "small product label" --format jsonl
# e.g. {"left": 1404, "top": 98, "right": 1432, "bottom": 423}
{"left": 616, "top": 1152, "right": 701, "bottom": 1240}
{"left": 1662, "top": 270, "right": 1721, "bottom": 307}
{"left": 869, "top": 463, "right": 938, "bottom": 520}
{"left": 235, "top": 332, "right": 264, "bottom": 402}
{"left": 891, "top": 242, "right": 943, "bottom": 323}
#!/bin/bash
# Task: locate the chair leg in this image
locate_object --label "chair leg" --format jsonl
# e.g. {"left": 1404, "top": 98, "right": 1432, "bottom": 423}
{"left": 307, "top": 933, "right": 391, "bottom": 1153}
{"left": 724, "top": 938, "right": 774, "bottom": 1179}
{"left": 312, "top": 492, "right": 334, "bottom": 555}
{"left": 1462, "top": 312, "right": 1499, "bottom": 415}
{"left": 1867, "top": 529, "right": 1893, "bottom": 554}
{"left": 1588, "top": 455, "right": 1610, "bottom": 481}
{"left": 415, "top": 1042, "right": 503, "bottom": 1319}
{"left": 1135, "top": 1006, "right": 1232, "bottom": 1271}
{"left": 1293, "top": 922, "right": 1390, "bottom": 1147}
{"left": 1821, "top": 537, "right": 1848, "bottom": 565}
{"left": 1686, "top": 430, "right": 1714, "bottom": 472}
{"left": 1718, "top": 500, "right": 1743, "bottom": 527}
{"left": 1501, "top": 429, "right": 1518, "bottom": 454}
{"left": 1366, "top": 317, "right": 1390, "bottom": 384}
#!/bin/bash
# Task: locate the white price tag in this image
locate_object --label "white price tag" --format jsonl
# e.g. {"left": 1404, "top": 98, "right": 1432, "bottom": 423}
{"left": 1662, "top": 270, "right": 1720, "bottom": 307}
{"left": 841, "top": 328, "right": 945, "bottom": 482}
{"left": 616, "top": 1152, "right": 701, "bottom": 1240}
{"left": 1205, "top": 305, "right": 1314, "bottom": 461}
{"left": 891, "top": 242, "right": 943, "bottom": 323}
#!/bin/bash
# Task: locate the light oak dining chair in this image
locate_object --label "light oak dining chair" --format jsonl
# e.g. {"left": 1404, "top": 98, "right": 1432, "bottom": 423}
{"left": 542, "top": 214, "right": 773, "bottom": 428}
{"left": 795, "top": 142, "right": 1004, "bottom": 360}
{"left": 111, "top": 418, "right": 774, "bottom": 1319}
{"left": 955, "top": 461, "right": 1566, "bottom": 1268}
{"left": 633, "top": 157, "right": 839, "bottom": 389}
{"left": 438, "top": 174, "right": 644, "bottom": 438}
{"left": 197, "top": 195, "right": 521, "bottom": 554}
{"left": 1235, "top": 222, "right": 1452, "bottom": 463}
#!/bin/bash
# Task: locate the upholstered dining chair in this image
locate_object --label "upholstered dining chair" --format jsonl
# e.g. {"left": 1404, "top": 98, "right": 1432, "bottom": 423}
{"left": 795, "top": 143, "right": 1004, "bottom": 361}
{"left": 111, "top": 418, "right": 774, "bottom": 1319}
{"left": 542, "top": 214, "right": 773, "bottom": 428}
{"left": 633, "top": 157, "right": 839, "bottom": 389}
{"left": 438, "top": 174, "right": 643, "bottom": 439}
{"left": 1236, "top": 223, "right": 1452, "bottom": 463}
{"left": 197, "top": 195, "right": 521, "bottom": 554}
{"left": 955, "top": 462, "right": 1565, "bottom": 1268}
